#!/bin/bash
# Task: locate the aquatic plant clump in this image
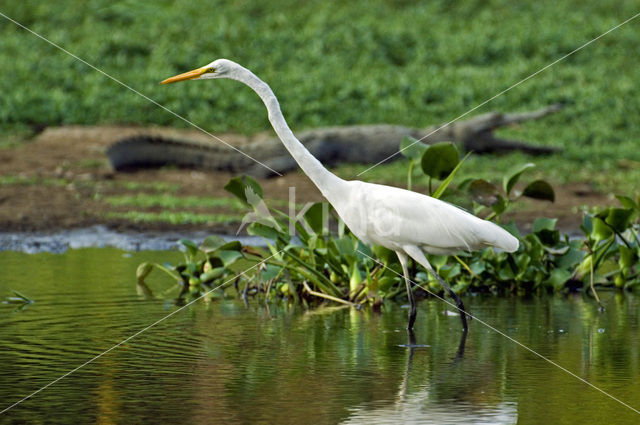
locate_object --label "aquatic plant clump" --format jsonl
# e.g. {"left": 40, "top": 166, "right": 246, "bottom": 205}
{"left": 138, "top": 144, "right": 639, "bottom": 306}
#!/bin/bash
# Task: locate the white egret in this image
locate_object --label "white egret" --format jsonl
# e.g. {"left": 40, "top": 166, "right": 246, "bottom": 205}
{"left": 161, "top": 59, "right": 519, "bottom": 332}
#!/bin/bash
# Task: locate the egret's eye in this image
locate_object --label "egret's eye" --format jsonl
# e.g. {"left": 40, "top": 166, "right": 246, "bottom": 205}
{"left": 207, "top": 67, "right": 216, "bottom": 73}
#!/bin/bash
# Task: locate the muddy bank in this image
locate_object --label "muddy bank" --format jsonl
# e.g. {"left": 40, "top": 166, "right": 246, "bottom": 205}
{"left": 0, "top": 125, "right": 610, "bottom": 247}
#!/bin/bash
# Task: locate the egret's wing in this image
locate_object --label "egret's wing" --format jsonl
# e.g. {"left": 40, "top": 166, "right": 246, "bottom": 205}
{"left": 361, "top": 183, "right": 518, "bottom": 253}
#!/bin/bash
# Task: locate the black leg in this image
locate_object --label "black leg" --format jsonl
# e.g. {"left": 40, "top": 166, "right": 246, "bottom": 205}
{"left": 407, "top": 285, "right": 417, "bottom": 331}
{"left": 397, "top": 252, "right": 416, "bottom": 331}
{"left": 427, "top": 265, "right": 468, "bottom": 332}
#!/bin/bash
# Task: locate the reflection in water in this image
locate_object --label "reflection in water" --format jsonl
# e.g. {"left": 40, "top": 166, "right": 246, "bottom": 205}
{"left": 0, "top": 249, "right": 639, "bottom": 424}
{"left": 345, "top": 330, "right": 514, "bottom": 425}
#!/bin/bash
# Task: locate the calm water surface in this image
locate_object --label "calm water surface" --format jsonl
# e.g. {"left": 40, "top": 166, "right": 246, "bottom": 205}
{"left": 1, "top": 248, "right": 639, "bottom": 424}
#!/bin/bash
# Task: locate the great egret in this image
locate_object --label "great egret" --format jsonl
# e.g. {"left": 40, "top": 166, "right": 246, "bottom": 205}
{"left": 161, "top": 59, "right": 519, "bottom": 332}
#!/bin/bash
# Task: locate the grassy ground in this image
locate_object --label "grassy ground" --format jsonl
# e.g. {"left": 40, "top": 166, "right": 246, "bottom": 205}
{"left": 1, "top": 1, "right": 639, "bottom": 193}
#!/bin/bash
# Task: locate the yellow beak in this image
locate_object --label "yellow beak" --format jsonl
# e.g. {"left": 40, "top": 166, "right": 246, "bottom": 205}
{"left": 161, "top": 67, "right": 208, "bottom": 84}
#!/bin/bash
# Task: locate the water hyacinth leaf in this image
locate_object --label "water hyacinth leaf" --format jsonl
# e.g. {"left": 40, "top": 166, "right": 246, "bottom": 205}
{"left": 333, "top": 236, "right": 357, "bottom": 262}
{"left": 304, "top": 202, "right": 325, "bottom": 234}
{"left": 201, "top": 235, "right": 227, "bottom": 253}
{"left": 356, "top": 240, "right": 374, "bottom": 263}
{"left": 503, "top": 163, "right": 535, "bottom": 197}
{"left": 421, "top": 142, "right": 460, "bottom": 180}
{"left": 248, "top": 222, "right": 288, "bottom": 242}
{"left": 136, "top": 262, "right": 153, "bottom": 283}
{"left": 600, "top": 208, "right": 634, "bottom": 233}
{"left": 544, "top": 268, "right": 572, "bottom": 290}
{"left": 218, "top": 250, "right": 243, "bottom": 267}
{"left": 491, "top": 196, "right": 507, "bottom": 216}
{"left": 224, "top": 175, "right": 263, "bottom": 206}
{"left": 372, "top": 244, "right": 394, "bottom": 264}
{"left": 349, "top": 263, "right": 362, "bottom": 292}
{"left": 137, "top": 261, "right": 181, "bottom": 283}
{"left": 207, "top": 256, "right": 224, "bottom": 268}
{"left": 591, "top": 217, "right": 612, "bottom": 241}
{"left": 200, "top": 267, "right": 226, "bottom": 283}
{"left": 469, "top": 260, "right": 486, "bottom": 276}
{"left": 557, "top": 246, "right": 586, "bottom": 269}
{"left": 468, "top": 179, "right": 500, "bottom": 206}
{"left": 581, "top": 214, "right": 593, "bottom": 236}
{"left": 615, "top": 195, "right": 638, "bottom": 211}
{"left": 219, "top": 240, "right": 243, "bottom": 252}
{"left": 399, "top": 136, "right": 428, "bottom": 161}
{"left": 178, "top": 238, "right": 199, "bottom": 260}
{"left": 532, "top": 217, "right": 557, "bottom": 233}
{"left": 432, "top": 151, "right": 472, "bottom": 199}
{"left": 522, "top": 180, "right": 555, "bottom": 202}
{"left": 456, "top": 177, "right": 475, "bottom": 192}
{"left": 377, "top": 276, "right": 397, "bottom": 293}
{"left": 537, "top": 229, "right": 560, "bottom": 247}
{"left": 500, "top": 221, "right": 521, "bottom": 239}
{"left": 618, "top": 245, "right": 634, "bottom": 269}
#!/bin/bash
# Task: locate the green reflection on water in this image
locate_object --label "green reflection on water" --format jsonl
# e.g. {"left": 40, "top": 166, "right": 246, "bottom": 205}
{"left": 0, "top": 249, "right": 638, "bottom": 424}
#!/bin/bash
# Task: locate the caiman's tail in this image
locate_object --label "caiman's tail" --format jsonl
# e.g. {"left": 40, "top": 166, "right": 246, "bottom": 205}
{"left": 106, "top": 136, "right": 233, "bottom": 172}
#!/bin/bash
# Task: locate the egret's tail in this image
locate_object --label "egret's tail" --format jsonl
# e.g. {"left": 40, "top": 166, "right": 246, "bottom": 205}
{"left": 479, "top": 221, "right": 520, "bottom": 252}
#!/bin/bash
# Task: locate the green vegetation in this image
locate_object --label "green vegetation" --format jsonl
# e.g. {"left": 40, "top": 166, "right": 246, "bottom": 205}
{"left": 2, "top": 1, "right": 640, "bottom": 192}
{"left": 112, "top": 181, "right": 181, "bottom": 193}
{"left": 139, "top": 154, "right": 639, "bottom": 306}
{"left": 105, "top": 211, "right": 239, "bottom": 225}
{"left": 0, "top": 175, "right": 68, "bottom": 187}
{"left": 104, "top": 194, "right": 245, "bottom": 210}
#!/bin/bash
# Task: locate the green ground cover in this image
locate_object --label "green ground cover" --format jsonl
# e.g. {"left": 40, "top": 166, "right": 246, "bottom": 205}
{"left": 1, "top": 1, "right": 639, "bottom": 191}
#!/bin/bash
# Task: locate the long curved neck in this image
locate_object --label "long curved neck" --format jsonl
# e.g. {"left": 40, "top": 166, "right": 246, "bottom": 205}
{"left": 231, "top": 68, "right": 345, "bottom": 200}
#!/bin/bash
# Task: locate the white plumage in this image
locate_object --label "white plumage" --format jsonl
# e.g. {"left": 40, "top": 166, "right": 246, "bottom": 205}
{"left": 162, "top": 59, "right": 519, "bottom": 332}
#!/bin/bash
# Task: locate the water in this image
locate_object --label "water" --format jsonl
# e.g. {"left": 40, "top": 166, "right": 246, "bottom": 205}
{"left": 1, "top": 249, "right": 639, "bottom": 424}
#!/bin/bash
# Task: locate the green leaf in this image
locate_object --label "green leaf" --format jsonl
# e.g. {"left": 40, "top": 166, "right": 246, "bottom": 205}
{"left": 618, "top": 245, "right": 634, "bottom": 269}
{"left": 349, "top": 263, "right": 362, "bottom": 292}
{"left": 378, "top": 276, "right": 397, "bottom": 293}
{"left": 537, "top": 229, "right": 559, "bottom": 246}
{"left": 304, "top": 202, "right": 325, "bottom": 234}
{"left": 503, "top": 163, "right": 535, "bottom": 196}
{"left": 601, "top": 208, "right": 634, "bottom": 233}
{"left": 372, "top": 244, "right": 394, "bottom": 264}
{"left": 224, "top": 175, "right": 263, "bottom": 206}
{"left": 491, "top": 195, "right": 507, "bottom": 216}
{"left": 532, "top": 217, "right": 557, "bottom": 233}
{"left": 468, "top": 179, "right": 500, "bottom": 206}
{"left": 500, "top": 221, "right": 521, "bottom": 239}
{"left": 522, "top": 180, "right": 555, "bottom": 202}
{"left": 557, "top": 247, "right": 586, "bottom": 269}
{"left": 219, "top": 240, "right": 243, "bottom": 252}
{"left": 432, "top": 151, "right": 471, "bottom": 199}
{"left": 580, "top": 215, "right": 593, "bottom": 236}
{"left": 200, "top": 235, "right": 227, "bottom": 253}
{"left": 136, "top": 262, "right": 153, "bottom": 282}
{"left": 544, "top": 268, "right": 572, "bottom": 290}
{"left": 399, "top": 136, "right": 428, "bottom": 161}
{"left": 615, "top": 195, "right": 638, "bottom": 211}
{"left": 420, "top": 142, "right": 460, "bottom": 180}
{"left": 591, "top": 216, "right": 612, "bottom": 241}
{"left": 200, "top": 267, "right": 226, "bottom": 282}
{"left": 178, "top": 238, "right": 200, "bottom": 260}
{"left": 332, "top": 236, "right": 357, "bottom": 263}
{"left": 218, "top": 250, "right": 243, "bottom": 267}
{"left": 248, "top": 222, "right": 289, "bottom": 242}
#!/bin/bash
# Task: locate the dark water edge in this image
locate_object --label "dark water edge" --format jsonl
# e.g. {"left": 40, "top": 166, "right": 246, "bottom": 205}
{"left": 0, "top": 225, "right": 265, "bottom": 253}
